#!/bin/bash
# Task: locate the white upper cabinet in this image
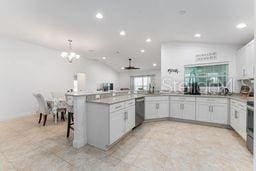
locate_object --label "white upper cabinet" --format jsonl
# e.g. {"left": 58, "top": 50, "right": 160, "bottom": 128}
{"left": 236, "top": 39, "right": 255, "bottom": 79}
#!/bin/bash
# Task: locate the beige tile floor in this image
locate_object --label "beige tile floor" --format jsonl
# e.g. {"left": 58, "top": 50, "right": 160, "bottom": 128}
{"left": 0, "top": 114, "right": 253, "bottom": 171}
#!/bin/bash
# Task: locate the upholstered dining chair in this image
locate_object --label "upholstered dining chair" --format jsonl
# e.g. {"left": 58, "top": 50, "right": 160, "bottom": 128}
{"left": 51, "top": 92, "right": 67, "bottom": 121}
{"left": 33, "top": 93, "right": 52, "bottom": 126}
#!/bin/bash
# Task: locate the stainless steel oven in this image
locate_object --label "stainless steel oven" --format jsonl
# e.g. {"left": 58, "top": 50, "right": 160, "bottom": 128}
{"left": 246, "top": 101, "right": 254, "bottom": 153}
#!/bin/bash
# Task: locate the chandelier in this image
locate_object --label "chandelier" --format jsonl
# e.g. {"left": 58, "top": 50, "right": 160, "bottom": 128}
{"left": 61, "top": 39, "right": 80, "bottom": 63}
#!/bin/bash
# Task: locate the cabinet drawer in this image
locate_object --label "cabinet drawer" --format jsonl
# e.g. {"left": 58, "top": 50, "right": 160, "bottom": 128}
{"left": 145, "top": 96, "right": 169, "bottom": 102}
{"left": 171, "top": 96, "right": 195, "bottom": 102}
{"left": 196, "top": 97, "right": 228, "bottom": 104}
{"left": 110, "top": 102, "right": 125, "bottom": 113}
{"left": 230, "top": 99, "right": 246, "bottom": 111}
{"left": 125, "top": 100, "right": 135, "bottom": 107}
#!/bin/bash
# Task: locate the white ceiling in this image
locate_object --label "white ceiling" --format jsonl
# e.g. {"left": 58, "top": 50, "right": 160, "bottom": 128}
{"left": 0, "top": 0, "right": 254, "bottom": 72}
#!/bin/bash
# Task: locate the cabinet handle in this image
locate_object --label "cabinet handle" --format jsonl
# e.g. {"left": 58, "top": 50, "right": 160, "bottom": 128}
{"left": 235, "top": 111, "right": 238, "bottom": 119}
{"left": 124, "top": 111, "right": 128, "bottom": 120}
{"left": 156, "top": 103, "right": 160, "bottom": 110}
{"left": 211, "top": 106, "right": 213, "bottom": 113}
{"left": 115, "top": 105, "right": 122, "bottom": 109}
{"left": 182, "top": 104, "right": 184, "bottom": 110}
{"left": 209, "top": 106, "right": 211, "bottom": 112}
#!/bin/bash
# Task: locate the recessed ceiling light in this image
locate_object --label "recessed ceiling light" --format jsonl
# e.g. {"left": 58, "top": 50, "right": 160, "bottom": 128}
{"left": 179, "top": 10, "right": 187, "bottom": 15}
{"left": 140, "top": 49, "right": 145, "bottom": 53}
{"left": 236, "top": 23, "right": 247, "bottom": 29}
{"left": 146, "top": 38, "right": 152, "bottom": 43}
{"left": 96, "top": 12, "right": 103, "bottom": 19}
{"left": 153, "top": 63, "right": 157, "bottom": 67}
{"left": 102, "top": 56, "right": 106, "bottom": 60}
{"left": 121, "top": 67, "right": 125, "bottom": 70}
{"left": 120, "top": 30, "right": 126, "bottom": 36}
{"left": 194, "top": 34, "right": 201, "bottom": 38}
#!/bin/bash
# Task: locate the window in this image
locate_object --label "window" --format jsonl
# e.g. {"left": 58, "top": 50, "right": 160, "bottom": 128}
{"left": 131, "top": 75, "right": 154, "bottom": 91}
{"left": 184, "top": 64, "right": 228, "bottom": 87}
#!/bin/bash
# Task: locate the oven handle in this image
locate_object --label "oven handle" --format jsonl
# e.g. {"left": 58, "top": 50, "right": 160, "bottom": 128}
{"left": 247, "top": 106, "right": 254, "bottom": 111}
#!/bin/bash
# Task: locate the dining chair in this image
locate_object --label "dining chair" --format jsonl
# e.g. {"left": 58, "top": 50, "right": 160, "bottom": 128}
{"left": 51, "top": 92, "right": 67, "bottom": 121}
{"left": 33, "top": 93, "right": 52, "bottom": 126}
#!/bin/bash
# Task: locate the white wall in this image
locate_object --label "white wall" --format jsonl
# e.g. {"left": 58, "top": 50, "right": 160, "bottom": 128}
{"left": 161, "top": 42, "right": 239, "bottom": 92}
{"left": 254, "top": 0, "right": 256, "bottom": 168}
{"left": 0, "top": 36, "right": 119, "bottom": 121}
{"left": 119, "top": 69, "right": 161, "bottom": 90}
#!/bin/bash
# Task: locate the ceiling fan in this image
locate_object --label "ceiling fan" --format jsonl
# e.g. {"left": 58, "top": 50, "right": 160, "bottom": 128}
{"left": 123, "top": 58, "right": 140, "bottom": 70}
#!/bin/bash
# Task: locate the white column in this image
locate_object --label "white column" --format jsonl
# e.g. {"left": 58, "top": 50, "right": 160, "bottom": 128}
{"left": 73, "top": 95, "right": 87, "bottom": 148}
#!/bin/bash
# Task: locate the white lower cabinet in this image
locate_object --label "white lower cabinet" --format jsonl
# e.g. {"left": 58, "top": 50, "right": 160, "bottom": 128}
{"left": 230, "top": 100, "right": 247, "bottom": 140}
{"left": 211, "top": 104, "right": 228, "bottom": 124}
{"left": 170, "top": 101, "right": 183, "bottom": 119}
{"left": 196, "top": 102, "right": 211, "bottom": 122}
{"left": 109, "top": 102, "right": 135, "bottom": 145}
{"left": 170, "top": 100, "right": 196, "bottom": 120}
{"left": 196, "top": 98, "right": 228, "bottom": 125}
{"left": 183, "top": 102, "right": 196, "bottom": 120}
{"left": 125, "top": 105, "right": 135, "bottom": 133}
{"left": 109, "top": 109, "right": 126, "bottom": 144}
{"left": 145, "top": 96, "right": 169, "bottom": 119}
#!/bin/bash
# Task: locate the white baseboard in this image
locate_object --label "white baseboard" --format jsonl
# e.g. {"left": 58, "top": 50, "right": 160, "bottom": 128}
{"left": 0, "top": 112, "right": 34, "bottom": 122}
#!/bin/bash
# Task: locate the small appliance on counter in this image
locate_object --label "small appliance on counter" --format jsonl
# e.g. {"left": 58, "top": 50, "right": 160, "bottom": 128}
{"left": 100, "top": 83, "right": 113, "bottom": 92}
{"left": 220, "top": 87, "right": 230, "bottom": 96}
{"left": 246, "top": 101, "right": 254, "bottom": 154}
{"left": 240, "top": 85, "right": 250, "bottom": 97}
{"left": 189, "top": 82, "right": 201, "bottom": 95}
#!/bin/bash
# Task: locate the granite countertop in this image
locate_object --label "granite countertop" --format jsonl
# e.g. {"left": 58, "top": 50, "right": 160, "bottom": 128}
{"left": 86, "top": 92, "right": 253, "bottom": 105}
{"left": 229, "top": 95, "right": 254, "bottom": 103}
{"left": 87, "top": 94, "right": 146, "bottom": 104}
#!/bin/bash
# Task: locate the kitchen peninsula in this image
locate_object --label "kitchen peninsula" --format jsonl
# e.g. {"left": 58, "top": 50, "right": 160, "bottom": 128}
{"left": 68, "top": 91, "right": 252, "bottom": 150}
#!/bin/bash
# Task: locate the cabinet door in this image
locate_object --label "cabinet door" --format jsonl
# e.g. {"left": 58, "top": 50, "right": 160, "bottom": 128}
{"left": 211, "top": 104, "right": 228, "bottom": 124}
{"left": 238, "top": 109, "right": 247, "bottom": 140}
{"left": 230, "top": 107, "right": 236, "bottom": 129}
{"left": 126, "top": 106, "right": 135, "bottom": 131}
{"left": 196, "top": 102, "right": 211, "bottom": 122}
{"left": 246, "top": 41, "right": 255, "bottom": 78}
{"left": 157, "top": 101, "right": 169, "bottom": 118}
{"left": 109, "top": 110, "right": 125, "bottom": 144}
{"left": 145, "top": 102, "right": 157, "bottom": 119}
{"left": 183, "top": 102, "right": 196, "bottom": 120}
{"left": 170, "top": 101, "right": 183, "bottom": 119}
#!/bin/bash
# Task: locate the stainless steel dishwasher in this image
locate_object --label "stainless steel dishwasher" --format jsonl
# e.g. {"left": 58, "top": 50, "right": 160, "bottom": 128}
{"left": 135, "top": 97, "right": 145, "bottom": 128}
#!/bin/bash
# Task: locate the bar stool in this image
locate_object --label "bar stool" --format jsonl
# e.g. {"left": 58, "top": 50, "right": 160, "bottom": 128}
{"left": 66, "top": 94, "right": 74, "bottom": 138}
{"left": 67, "top": 112, "right": 74, "bottom": 138}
